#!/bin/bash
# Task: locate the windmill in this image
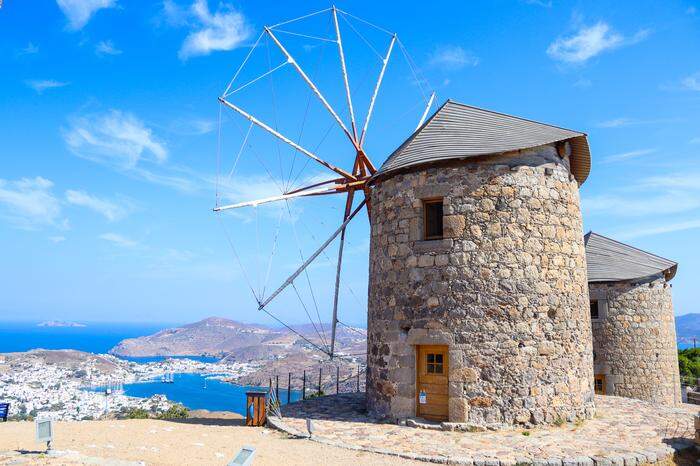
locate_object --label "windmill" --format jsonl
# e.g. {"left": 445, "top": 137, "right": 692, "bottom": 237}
{"left": 214, "top": 6, "right": 435, "bottom": 360}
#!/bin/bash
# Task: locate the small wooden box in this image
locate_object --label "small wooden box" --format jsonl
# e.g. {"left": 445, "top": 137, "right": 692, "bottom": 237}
{"left": 245, "top": 391, "right": 267, "bottom": 426}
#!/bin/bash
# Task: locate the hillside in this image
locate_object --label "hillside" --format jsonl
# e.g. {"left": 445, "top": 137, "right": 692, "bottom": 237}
{"left": 676, "top": 313, "right": 700, "bottom": 343}
{"left": 109, "top": 317, "right": 366, "bottom": 361}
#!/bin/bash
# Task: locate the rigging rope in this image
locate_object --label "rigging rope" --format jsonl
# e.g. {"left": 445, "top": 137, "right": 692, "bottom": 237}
{"left": 265, "top": 35, "right": 286, "bottom": 189}
{"left": 223, "top": 31, "right": 265, "bottom": 97}
{"left": 336, "top": 9, "right": 394, "bottom": 36}
{"left": 227, "top": 61, "right": 288, "bottom": 95}
{"left": 397, "top": 37, "right": 430, "bottom": 101}
{"left": 215, "top": 103, "right": 222, "bottom": 207}
{"left": 284, "top": 198, "right": 329, "bottom": 348}
{"left": 226, "top": 121, "right": 253, "bottom": 180}
{"left": 285, "top": 13, "right": 333, "bottom": 192}
{"left": 215, "top": 214, "right": 261, "bottom": 306}
{"left": 268, "top": 7, "right": 332, "bottom": 30}
{"left": 338, "top": 13, "right": 384, "bottom": 62}
{"left": 291, "top": 281, "right": 330, "bottom": 353}
{"left": 259, "top": 305, "right": 330, "bottom": 356}
{"left": 273, "top": 29, "right": 336, "bottom": 43}
{"left": 336, "top": 319, "right": 368, "bottom": 338}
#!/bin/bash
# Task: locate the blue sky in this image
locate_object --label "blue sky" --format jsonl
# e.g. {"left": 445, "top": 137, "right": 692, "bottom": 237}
{"left": 1, "top": 0, "right": 699, "bottom": 327}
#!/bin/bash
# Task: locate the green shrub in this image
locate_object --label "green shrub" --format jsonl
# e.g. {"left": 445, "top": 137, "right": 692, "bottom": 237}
{"left": 678, "top": 348, "right": 700, "bottom": 382}
{"left": 125, "top": 408, "right": 149, "bottom": 419}
{"left": 157, "top": 404, "right": 188, "bottom": 420}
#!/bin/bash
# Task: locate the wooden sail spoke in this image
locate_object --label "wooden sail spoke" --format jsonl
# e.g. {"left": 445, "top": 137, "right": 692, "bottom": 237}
{"left": 416, "top": 91, "right": 436, "bottom": 131}
{"left": 329, "top": 189, "right": 356, "bottom": 359}
{"left": 359, "top": 34, "right": 396, "bottom": 148}
{"left": 219, "top": 97, "right": 355, "bottom": 180}
{"left": 213, "top": 179, "right": 367, "bottom": 212}
{"left": 258, "top": 199, "right": 367, "bottom": 310}
{"left": 332, "top": 6, "right": 358, "bottom": 142}
{"left": 265, "top": 27, "right": 360, "bottom": 151}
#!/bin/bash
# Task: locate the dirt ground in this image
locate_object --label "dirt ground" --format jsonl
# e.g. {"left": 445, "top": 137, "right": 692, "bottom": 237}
{"left": 0, "top": 414, "right": 422, "bottom": 466}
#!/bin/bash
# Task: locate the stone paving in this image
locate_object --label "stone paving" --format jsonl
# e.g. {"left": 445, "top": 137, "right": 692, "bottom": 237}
{"left": 270, "top": 393, "right": 699, "bottom": 464}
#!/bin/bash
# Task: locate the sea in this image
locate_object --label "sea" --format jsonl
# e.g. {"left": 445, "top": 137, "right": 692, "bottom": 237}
{"left": 0, "top": 321, "right": 301, "bottom": 415}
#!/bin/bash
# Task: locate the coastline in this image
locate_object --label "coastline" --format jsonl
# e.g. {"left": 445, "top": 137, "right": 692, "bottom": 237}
{"left": 0, "top": 349, "right": 259, "bottom": 421}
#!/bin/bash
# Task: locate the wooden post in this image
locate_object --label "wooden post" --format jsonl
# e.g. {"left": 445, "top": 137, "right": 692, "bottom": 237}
{"left": 287, "top": 372, "right": 291, "bottom": 403}
{"left": 275, "top": 374, "right": 279, "bottom": 401}
{"left": 302, "top": 370, "right": 306, "bottom": 400}
{"left": 356, "top": 365, "right": 360, "bottom": 392}
{"left": 336, "top": 366, "right": 340, "bottom": 394}
{"left": 318, "top": 367, "right": 322, "bottom": 396}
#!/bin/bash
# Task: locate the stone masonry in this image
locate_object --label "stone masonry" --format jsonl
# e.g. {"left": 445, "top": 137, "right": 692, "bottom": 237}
{"left": 366, "top": 143, "right": 595, "bottom": 428}
{"left": 590, "top": 277, "right": 681, "bottom": 405}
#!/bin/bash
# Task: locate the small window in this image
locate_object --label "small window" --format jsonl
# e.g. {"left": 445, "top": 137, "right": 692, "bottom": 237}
{"left": 594, "top": 374, "right": 605, "bottom": 395}
{"left": 426, "top": 353, "right": 443, "bottom": 374}
{"left": 590, "top": 300, "right": 599, "bottom": 320}
{"left": 423, "top": 199, "right": 443, "bottom": 240}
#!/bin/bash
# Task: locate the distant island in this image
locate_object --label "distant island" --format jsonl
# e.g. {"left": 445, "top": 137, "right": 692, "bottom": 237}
{"left": 37, "top": 320, "right": 87, "bottom": 328}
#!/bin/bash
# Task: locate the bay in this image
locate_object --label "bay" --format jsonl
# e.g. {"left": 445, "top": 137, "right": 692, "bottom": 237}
{"left": 91, "top": 373, "right": 302, "bottom": 416}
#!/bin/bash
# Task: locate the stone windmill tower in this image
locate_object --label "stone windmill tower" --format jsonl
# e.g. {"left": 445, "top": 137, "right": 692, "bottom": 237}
{"left": 585, "top": 232, "right": 681, "bottom": 405}
{"left": 365, "top": 100, "right": 595, "bottom": 427}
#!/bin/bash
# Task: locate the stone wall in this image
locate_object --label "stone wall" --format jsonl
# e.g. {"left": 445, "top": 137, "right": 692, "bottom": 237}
{"left": 366, "top": 144, "right": 595, "bottom": 428}
{"left": 590, "top": 278, "right": 681, "bottom": 405}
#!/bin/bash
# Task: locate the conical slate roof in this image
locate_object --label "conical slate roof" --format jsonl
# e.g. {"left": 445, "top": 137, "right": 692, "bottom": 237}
{"left": 375, "top": 99, "right": 591, "bottom": 184}
{"left": 584, "top": 232, "right": 677, "bottom": 283}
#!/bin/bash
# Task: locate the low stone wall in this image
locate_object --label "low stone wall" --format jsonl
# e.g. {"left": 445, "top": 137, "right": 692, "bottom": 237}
{"left": 590, "top": 278, "right": 681, "bottom": 405}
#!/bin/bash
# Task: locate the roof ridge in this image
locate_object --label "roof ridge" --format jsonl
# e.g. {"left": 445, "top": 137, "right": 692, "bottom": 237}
{"left": 444, "top": 99, "right": 587, "bottom": 137}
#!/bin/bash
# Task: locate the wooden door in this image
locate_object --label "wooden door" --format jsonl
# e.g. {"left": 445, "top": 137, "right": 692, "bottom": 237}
{"left": 416, "top": 345, "right": 449, "bottom": 421}
{"left": 594, "top": 374, "right": 606, "bottom": 395}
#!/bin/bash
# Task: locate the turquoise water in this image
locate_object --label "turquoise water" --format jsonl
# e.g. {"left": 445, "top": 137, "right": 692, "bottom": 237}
{"left": 91, "top": 373, "right": 302, "bottom": 415}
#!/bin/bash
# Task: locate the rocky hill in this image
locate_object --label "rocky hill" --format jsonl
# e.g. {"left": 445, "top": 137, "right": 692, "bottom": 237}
{"left": 676, "top": 313, "right": 700, "bottom": 344}
{"left": 109, "top": 317, "right": 366, "bottom": 362}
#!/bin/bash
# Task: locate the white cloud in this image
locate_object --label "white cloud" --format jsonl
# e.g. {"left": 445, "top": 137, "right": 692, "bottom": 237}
{"left": 169, "top": 118, "right": 217, "bottom": 135}
{"left": 95, "top": 40, "right": 122, "bottom": 56}
{"left": 639, "top": 172, "right": 700, "bottom": 191}
{"left": 547, "top": 22, "right": 649, "bottom": 64}
{"left": 56, "top": 0, "right": 117, "bottom": 31}
{"left": 523, "top": 0, "right": 552, "bottom": 7}
{"left": 595, "top": 116, "right": 679, "bottom": 128}
{"left": 614, "top": 219, "right": 700, "bottom": 240}
{"left": 65, "top": 189, "right": 130, "bottom": 221}
{"left": 583, "top": 172, "right": 700, "bottom": 225}
{"left": 161, "top": 0, "right": 189, "bottom": 27}
{"left": 584, "top": 193, "right": 700, "bottom": 217}
{"left": 602, "top": 148, "right": 656, "bottom": 163}
{"left": 63, "top": 110, "right": 167, "bottom": 169}
{"left": 428, "top": 45, "right": 479, "bottom": 70}
{"left": 49, "top": 236, "right": 67, "bottom": 243}
{"left": 99, "top": 232, "right": 140, "bottom": 248}
{"left": 177, "top": 0, "right": 252, "bottom": 60}
{"left": 21, "top": 42, "right": 39, "bottom": 55}
{"left": 680, "top": 72, "right": 700, "bottom": 91}
{"left": 25, "top": 79, "right": 69, "bottom": 94}
{"left": 0, "top": 177, "right": 66, "bottom": 230}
